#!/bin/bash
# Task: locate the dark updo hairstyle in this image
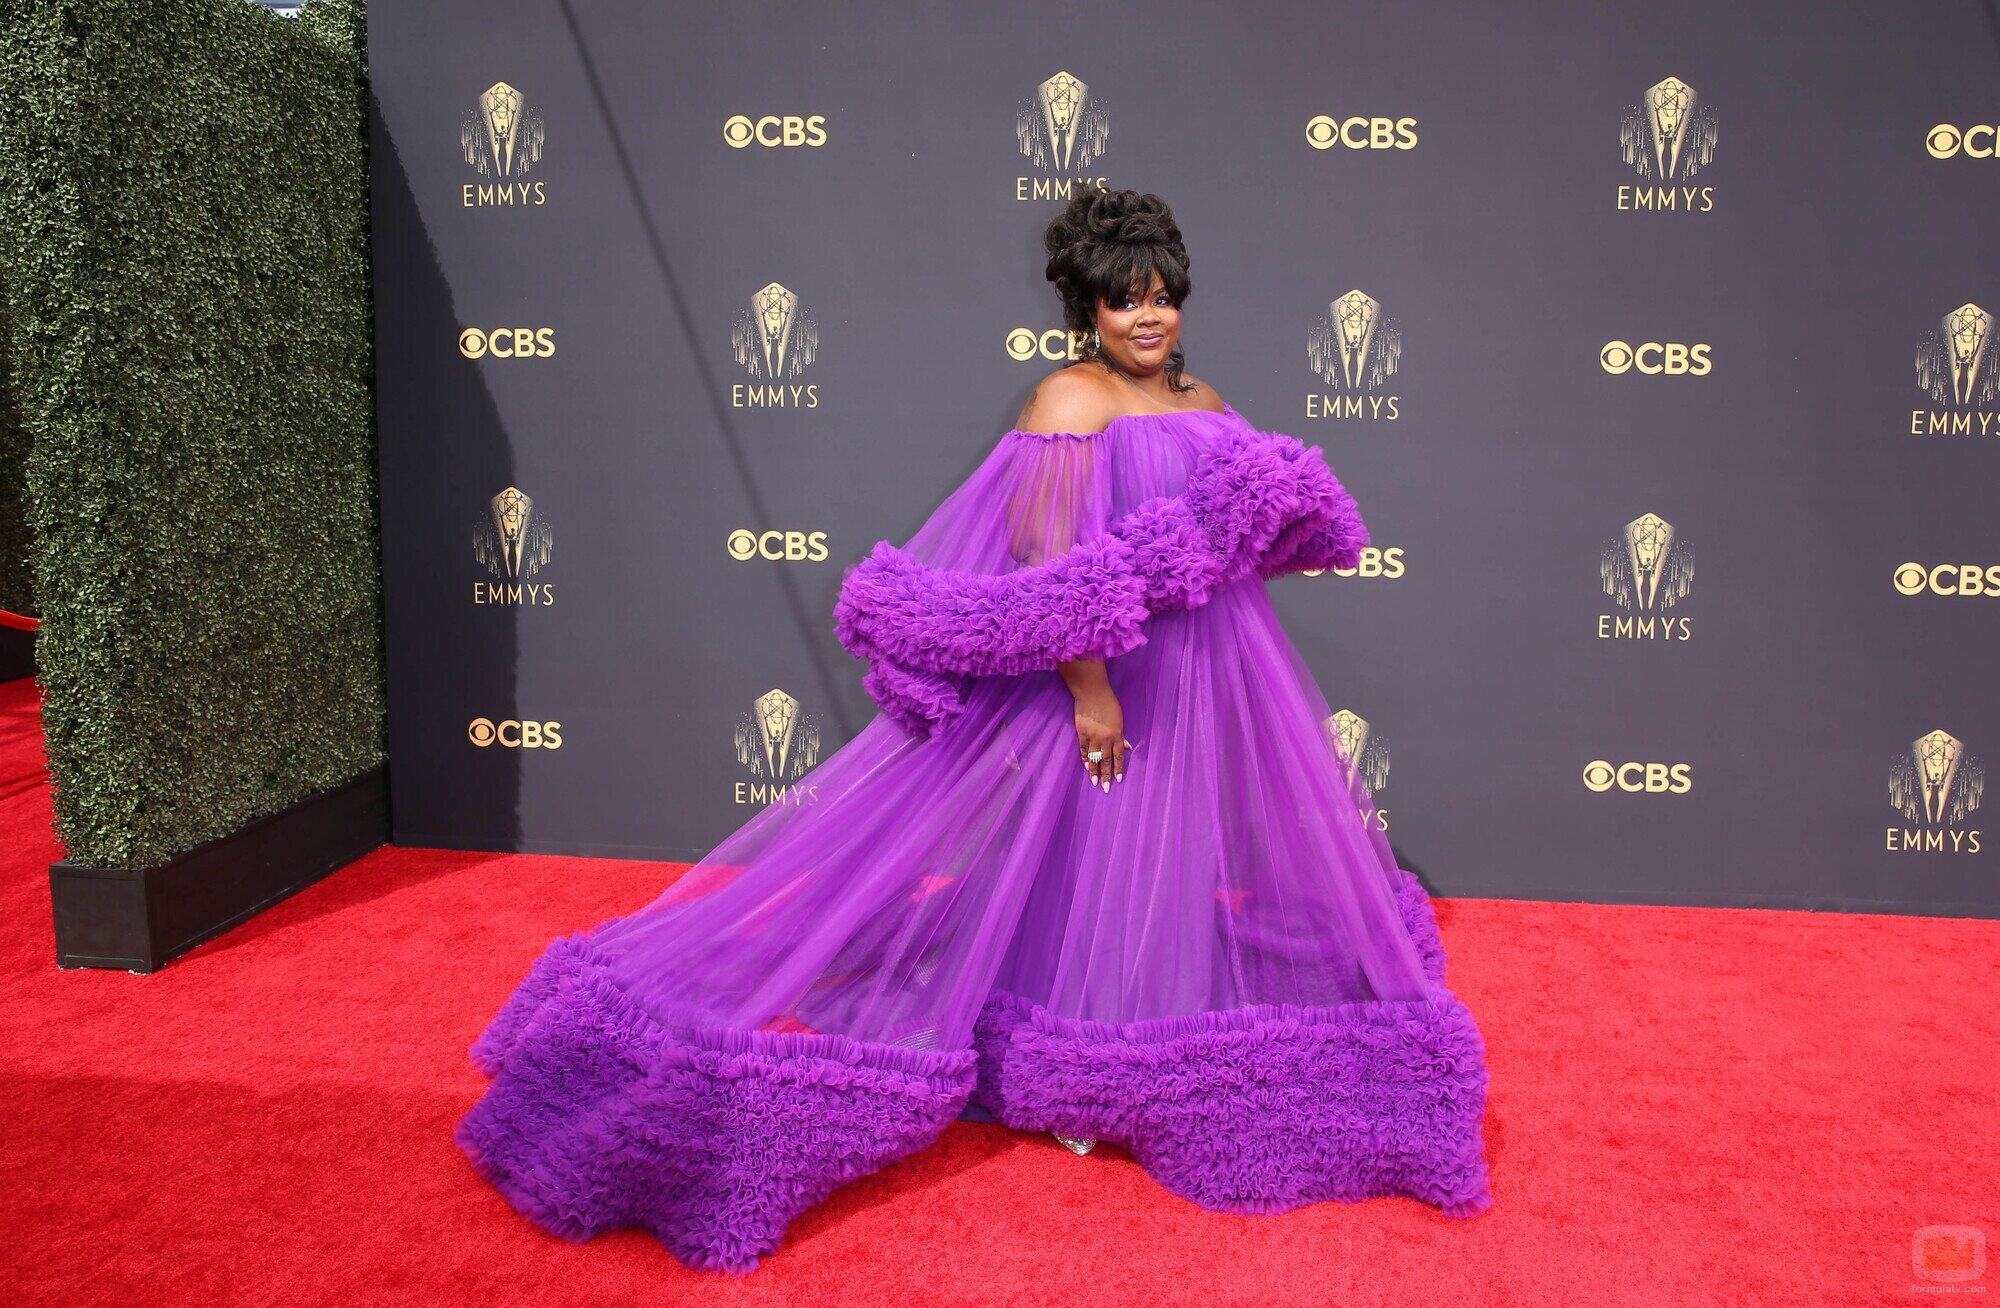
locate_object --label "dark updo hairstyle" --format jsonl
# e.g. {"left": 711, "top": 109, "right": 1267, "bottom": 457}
{"left": 1042, "top": 188, "right": 1195, "bottom": 394}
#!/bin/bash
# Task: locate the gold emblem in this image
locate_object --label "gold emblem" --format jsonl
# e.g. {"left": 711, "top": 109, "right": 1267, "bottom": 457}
{"left": 1017, "top": 71, "right": 1109, "bottom": 173}
{"left": 735, "top": 688, "right": 822, "bottom": 781}
{"left": 1601, "top": 514, "right": 1693, "bottom": 612}
{"left": 1325, "top": 708, "right": 1390, "bottom": 792}
{"left": 1917, "top": 304, "right": 1996, "bottom": 408}
{"left": 1620, "top": 77, "right": 1717, "bottom": 180}
{"left": 1308, "top": 290, "right": 1401, "bottom": 392}
{"left": 733, "top": 282, "right": 819, "bottom": 380}
{"left": 473, "top": 486, "right": 554, "bottom": 579}
{"left": 462, "top": 81, "right": 544, "bottom": 179}
{"left": 1890, "top": 730, "right": 1985, "bottom": 826}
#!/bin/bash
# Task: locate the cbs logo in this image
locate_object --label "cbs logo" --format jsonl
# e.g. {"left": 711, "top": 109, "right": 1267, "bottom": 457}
{"left": 459, "top": 327, "right": 556, "bottom": 359}
{"left": 1305, "top": 116, "right": 1419, "bottom": 150}
{"left": 729, "top": 529, "right": 830, "bottom": 562}
{"left": 468, "top": 718, "right": 564, "bottom": 749}
{"left": 1303, "top": 546, "right": 1407, "bottom": 579}
{"left": 1583, "top": 760, "right": 1693, "bottom": 793}
{"left": 1006, "top": 327, "right": 1088, "bottom": 362}
{"left": 1925, "top": 124, "right": 1998, "bottom": 159}
{"left": 723, "top": 115, "right": 829, "bottom": 148}
{"left": 1894, "top": 562, "right": 2000, "bottom": 596}
{"left": 1600, "top": 340, "right": 1711, "bottom": 376}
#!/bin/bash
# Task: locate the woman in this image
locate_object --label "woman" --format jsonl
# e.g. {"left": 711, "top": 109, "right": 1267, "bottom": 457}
{"left": 455, "top": 189, "right": 1494, "bottom": 1274}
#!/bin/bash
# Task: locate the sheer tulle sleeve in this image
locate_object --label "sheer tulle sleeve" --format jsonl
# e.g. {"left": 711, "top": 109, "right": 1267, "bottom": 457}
{"left": 834, "top": 414, "right": 1369, "bottom": 738}
{"left": 831, "top": 430, "right": 1142, "bottom": 738}
{"left": 897, "top": 430, "right": 1117, "bottom": 575}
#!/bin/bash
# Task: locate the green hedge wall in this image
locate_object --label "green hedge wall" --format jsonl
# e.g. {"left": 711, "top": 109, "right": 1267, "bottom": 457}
{"left": 0, "top": 0, "right": 384, "bottom": 869}
{"left": 0, "top": 318, "right": 28, "bottom": 620}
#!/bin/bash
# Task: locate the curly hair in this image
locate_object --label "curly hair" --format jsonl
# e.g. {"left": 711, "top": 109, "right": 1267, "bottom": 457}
{"left": 1042, "top": 188, "right": 1195, "bottom": 394}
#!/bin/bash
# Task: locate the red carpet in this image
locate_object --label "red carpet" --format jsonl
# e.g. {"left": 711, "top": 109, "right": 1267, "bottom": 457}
{"left": 1, "top": 673, "right": 1993, "bottom": 1305}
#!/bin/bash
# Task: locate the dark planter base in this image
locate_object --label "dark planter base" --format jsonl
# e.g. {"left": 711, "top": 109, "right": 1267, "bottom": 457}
{"left": 49, "top": 765, "right": 389, "bottom": 972}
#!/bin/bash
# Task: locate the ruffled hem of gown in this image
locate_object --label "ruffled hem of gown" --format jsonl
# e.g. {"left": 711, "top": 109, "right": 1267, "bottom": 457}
{"left": 453, "top": 868, "right": 1493, "bottom": 1275}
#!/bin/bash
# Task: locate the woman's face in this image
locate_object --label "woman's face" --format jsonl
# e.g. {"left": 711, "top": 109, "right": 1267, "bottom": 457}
{"left": 1092, "top": 269, "right": 1179, "bottom": 377}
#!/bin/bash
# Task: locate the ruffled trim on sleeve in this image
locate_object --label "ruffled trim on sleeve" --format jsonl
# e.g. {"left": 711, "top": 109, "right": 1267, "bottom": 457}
{"left": 834, "top": 424, "right": 1370, "bottom": 738}
{"left": 833, "top": 533, "right": 1155, "bottom": 737}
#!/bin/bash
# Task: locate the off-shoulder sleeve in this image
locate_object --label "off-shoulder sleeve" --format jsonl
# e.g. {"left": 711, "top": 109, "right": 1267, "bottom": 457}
{"left": 893, "top": 430, "right": 1115, "bottom": 574}
{"left": 833, "top": 414, "right": 1370, "bottom": 739}
{"left": 831, "top": 429, "right": 1145, "bottom": 738}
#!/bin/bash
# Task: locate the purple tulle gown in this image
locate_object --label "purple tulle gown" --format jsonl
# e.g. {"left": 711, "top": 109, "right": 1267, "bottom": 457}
{"left": 454, "top": 401, "right": 1494, "bottom": 1272}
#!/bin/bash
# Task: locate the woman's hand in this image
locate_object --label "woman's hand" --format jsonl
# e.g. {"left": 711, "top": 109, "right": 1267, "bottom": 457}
{"left": 1072, "top": 686, "right": 1131, "bottom": 792}
{"left": 1057, "top": 657, "right": 1133, "bottom": 791}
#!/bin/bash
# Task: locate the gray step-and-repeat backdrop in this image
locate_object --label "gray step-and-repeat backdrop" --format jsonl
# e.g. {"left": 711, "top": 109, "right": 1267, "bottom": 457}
{"left": 366, "top": 2, "right": 1997, "bottom": 917}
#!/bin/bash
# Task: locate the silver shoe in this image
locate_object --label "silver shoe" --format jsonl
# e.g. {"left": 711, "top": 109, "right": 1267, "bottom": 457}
{"left": 1052, "top": 1132, "right": 1097, "bottom": 1155}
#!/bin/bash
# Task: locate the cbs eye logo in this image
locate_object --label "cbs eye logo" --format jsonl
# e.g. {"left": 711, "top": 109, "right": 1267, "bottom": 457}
{"left": 722, "top": 115, "right": 829, "bottom": 148}
{"left": 1302, "top": 546, "right": 1407, "bottom": 579}
{"left": 1925, "top": 124, "right": 1998, "bottom": 159}
{"left": 1583, "top": 760, "right": 1693, "bottom": 793}
{"left": 728, "top": 529, "right": 830, "bottom": 561}
{"left": 1600, "top": 340, "right": 1711, "bottom": 376}
{"left": 1304, "top": 116, "right": 1419, "bottom": 150}
{"left": 468, "top": 717, "right": 564, "bottom": 749}
{"left": 459, "top": 327, "right": 556, "bottom": 359}
{"left": 1006, "top": 327, "right": 1089, "bottom": 362}
{"left": 1894, "top": 561, "right": 2000, "bottom": 596}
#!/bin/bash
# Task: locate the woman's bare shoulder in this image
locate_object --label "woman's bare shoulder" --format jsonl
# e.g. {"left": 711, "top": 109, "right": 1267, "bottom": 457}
{"left": 1176, "top": 372, "right": 1229, "bottom": 413}
{"left": 1012, "top": 364, "right": 1121, "bottom": 435}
